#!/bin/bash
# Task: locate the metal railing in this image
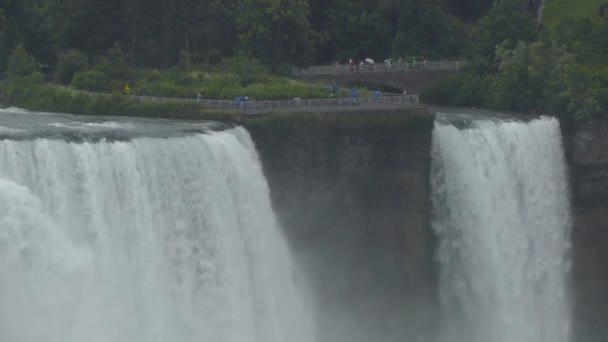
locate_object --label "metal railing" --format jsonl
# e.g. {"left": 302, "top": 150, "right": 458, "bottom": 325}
{"left": 293, "top": 61, "right": 463, "bottom": 76}
{"left": 88, "top": 92, "right": 420, "bottom": 115}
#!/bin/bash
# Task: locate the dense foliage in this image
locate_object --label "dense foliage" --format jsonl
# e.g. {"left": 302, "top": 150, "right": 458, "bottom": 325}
{"left": 0, "top": 0, "right": 494, "bottom": 75}
{"left": 2, "top": 0, "right": 606, "bottom": 121}
{"left": 423, "top": 0, "right": 608, "bottom": 121}
{"left": 0, "top": 74, "right": 236, "bottom": 119}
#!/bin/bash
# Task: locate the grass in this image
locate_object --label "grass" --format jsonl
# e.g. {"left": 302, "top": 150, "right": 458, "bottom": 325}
{"left": 543, "top": 0, "right": 604, "bottom": 30}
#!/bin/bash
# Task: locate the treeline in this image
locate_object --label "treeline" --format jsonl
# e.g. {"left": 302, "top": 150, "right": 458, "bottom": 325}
{"left": 424, "top": 0, "right": 608, "bottom": 120}
{"left": 0, "top": 0, "right": 498, "bottom": 75}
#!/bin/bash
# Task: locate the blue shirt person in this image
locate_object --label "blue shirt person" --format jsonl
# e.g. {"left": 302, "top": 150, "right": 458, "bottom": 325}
{"left": 373, "top": 91, "right": 381, "bottom": 103}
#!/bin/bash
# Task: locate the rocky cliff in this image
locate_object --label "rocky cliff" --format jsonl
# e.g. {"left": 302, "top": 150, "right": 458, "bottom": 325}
{"left": 244, "top": 110, "right": 607, "bottom": 342}
{"left": 565, "top": 118, "right": 608, "bottom": 342}
{"left": 244, "top": 109, "right": 437, "bottom": 342}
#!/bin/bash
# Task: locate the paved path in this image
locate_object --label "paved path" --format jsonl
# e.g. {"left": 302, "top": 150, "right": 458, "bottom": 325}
{"left": 89, "top": 92, "right": 421, "bottom": 115}
{"left": 293, "top": 61, "right": 462, "bottom": 76}
{"left": 293, "top": 61, "right": 463, "bottom": 94}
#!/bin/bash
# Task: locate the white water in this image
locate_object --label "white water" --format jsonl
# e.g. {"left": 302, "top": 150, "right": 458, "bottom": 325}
{"left": 431, "top": 116, "right": 571, "bottom": 342}
{"left": 0, "top": 127, "right": 314, "bottom": 342}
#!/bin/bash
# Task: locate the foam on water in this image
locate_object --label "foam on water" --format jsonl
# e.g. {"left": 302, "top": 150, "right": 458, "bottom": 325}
{"left": 431, "top": 116, "right": 572, "bottom": 342}
{"left": 0, "top": 127, "right": 314, "bottom": 342}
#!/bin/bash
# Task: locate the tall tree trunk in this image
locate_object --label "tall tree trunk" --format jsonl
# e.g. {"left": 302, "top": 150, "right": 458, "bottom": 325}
{"left": 183, "top": 30, "right": 192, "bottom": 71}
{"left": 159, "top": 0, "right": 176, "bottom": 69}
{"left": 128, "top": 0, "right": 139, "bottom": 66}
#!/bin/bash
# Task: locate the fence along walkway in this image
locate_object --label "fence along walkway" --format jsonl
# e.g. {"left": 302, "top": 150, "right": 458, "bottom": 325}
{"left": 293, "top": 61, "right": 463, "bottom": 76}
{"left": 89, "top": 92, "right": 421, "bottom": 115}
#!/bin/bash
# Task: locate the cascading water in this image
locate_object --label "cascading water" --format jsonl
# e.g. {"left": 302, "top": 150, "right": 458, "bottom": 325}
{"left": 0, "top": 120, "right": 314, "bottom": 342}
{"left": 431, "top": 115, "right": 572, "bottom": 342}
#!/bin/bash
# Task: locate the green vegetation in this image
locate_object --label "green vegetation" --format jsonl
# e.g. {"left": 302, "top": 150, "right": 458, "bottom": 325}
{"left": 0, "top": 0, "right": 487, "bottom": 75}
{"left": 0, "top": 75, "right": 235, "bottom": 120}
{"left": 243, "top": 107, "right": 433, "bottom": 144}
{"left": 2, "top": 0, "right": 463, "bottom": 114}
{"left": 2, "top": 0, "right": 607, "bottom": 121}
{"left": 544, "top": 0, "right": 604, "bottom": 30}
{"left": 423, "top": 0, "right": 608, "bottom": 121}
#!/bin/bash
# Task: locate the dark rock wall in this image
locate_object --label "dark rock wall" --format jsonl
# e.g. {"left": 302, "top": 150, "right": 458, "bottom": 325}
{"left": 244, "top": 110, "right": 607, "bottom": 342}
{"left": 244, "top": 109, "right": 437, "bottom": 342}
{"left": 564, "top": 118, "right": 608, "bottom": 342}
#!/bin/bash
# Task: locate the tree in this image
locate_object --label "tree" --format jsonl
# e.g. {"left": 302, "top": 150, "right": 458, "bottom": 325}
{"left": 176, "top": 0, "right": 238, "bottom": 68}
{"left": 391, "top": 0, "right": 454, "bottom": 58}
{"left": 53, "top": 49, "right": 88, "bottom": 84}
{"left": 7, "top": 44, "right": 39, "bottom": 78}
{"left": 237, "top": 0, "right": 314, "bottom": 70}
{"left": 324, "top": 0, "right": 389, "bottom": 61}
{"left": 485, "top": 41, "right": 572, "bottom": 111}
{"left": 442, "top": 0, "right": 496, "bottom": 21}
{"left": 0, "top": 9, "right": 7, "bottom": 78}
{"left": 466, "top": 0, "right": 537, "bottom": 75}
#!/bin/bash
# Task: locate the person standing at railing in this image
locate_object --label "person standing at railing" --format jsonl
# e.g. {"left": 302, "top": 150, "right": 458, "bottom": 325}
{"left": 351, "top": 86, "right": 359, "bottom": 102}
{"left": 373, "top": 91, "right": 381, "bottom": 103}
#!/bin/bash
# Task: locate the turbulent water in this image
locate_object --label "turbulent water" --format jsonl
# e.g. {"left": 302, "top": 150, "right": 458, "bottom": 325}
{"left": 431, "top": 115, "right": 572, "bottom": 342}
{"left": 0, "top": 112, "right": 313, "bottom": 342}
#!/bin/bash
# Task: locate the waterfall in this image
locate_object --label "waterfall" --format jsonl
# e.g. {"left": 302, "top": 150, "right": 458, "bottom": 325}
{"left": 0, "top": 126, "right": 314, "bottom": 342}
{"left": 431, "top": 116, "right": 571, "bottom": 342}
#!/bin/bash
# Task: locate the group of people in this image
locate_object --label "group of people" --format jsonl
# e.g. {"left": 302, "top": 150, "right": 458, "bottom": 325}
{"left": 334, "top": 56, "right": 424, "bottom": 72}
{"left": 234, "top": 96, "right": 250, "bottom": 109}
{"left": 324, "top": 84, "right": 392, "bottom": 104}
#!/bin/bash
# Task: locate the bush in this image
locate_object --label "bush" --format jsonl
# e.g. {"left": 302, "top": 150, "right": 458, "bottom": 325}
{"left": 71, "top": 68, "right": 108, "bottom": 91}
{"left": 94, "top": 43, "right": 133, "bottom": 81}
{"left": 136, "top": 80, "right": 196, "bottom": 98}
{"left": 421, "top": 76, "right": 468, "bottom": 106}
{"left": 54, "top": 49, "right": 89, "bottom": 84}
{"left": 7, "top": 44, "right": 39, "bottom": 78}
{"left": 0, "top": 78, "right": 235, "bottom": 119}
{"left": 219, "top": 56, "right": 270, "bottom": 86}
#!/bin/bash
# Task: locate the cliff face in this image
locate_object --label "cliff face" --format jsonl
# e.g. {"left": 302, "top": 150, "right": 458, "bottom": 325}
{"left": 245, "top": 110, "right": 607, "bottom": 342}
{"left": 565, "top": 118, "right": 608, "bottom": 342}
{"left": 244, "top": 109, "right": 437, "bottom": 342}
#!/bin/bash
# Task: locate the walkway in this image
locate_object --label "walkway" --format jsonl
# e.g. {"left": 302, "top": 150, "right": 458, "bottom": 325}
{"left": 89, "top": 93, "right": 420, "bottom": 115}
{"left": 293, "top": 61, "right": 462, "bottom": 76}
{"left": 293, "top": 61, "right": 463, "bottom": 95}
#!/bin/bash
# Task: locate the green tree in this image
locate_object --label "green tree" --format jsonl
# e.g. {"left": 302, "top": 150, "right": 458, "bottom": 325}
{"left": 443, "top": 0, "right": 496, "bottom": 21}
{"left": 466, "top": 0, "right": 537, "bottom": 75}
{"left": 237, "top": 0, "right": 314, "bottom": 70}
{"left": 325, "top": 0, "right": 388, "bottom": 61}
{"left": 391, "top": 0, "right": 454, "bottom": 58}
{"left": 7, "top": 44, "right": 39, "bottom": 78}
{"left": 53, "top": 49, "right": 88, "bottom": 84}
{"left": 0, "top": 9, "right": 7, "bottom": 78}
{"left": 485, "top": 40, "right": 574, "bottom": 112}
